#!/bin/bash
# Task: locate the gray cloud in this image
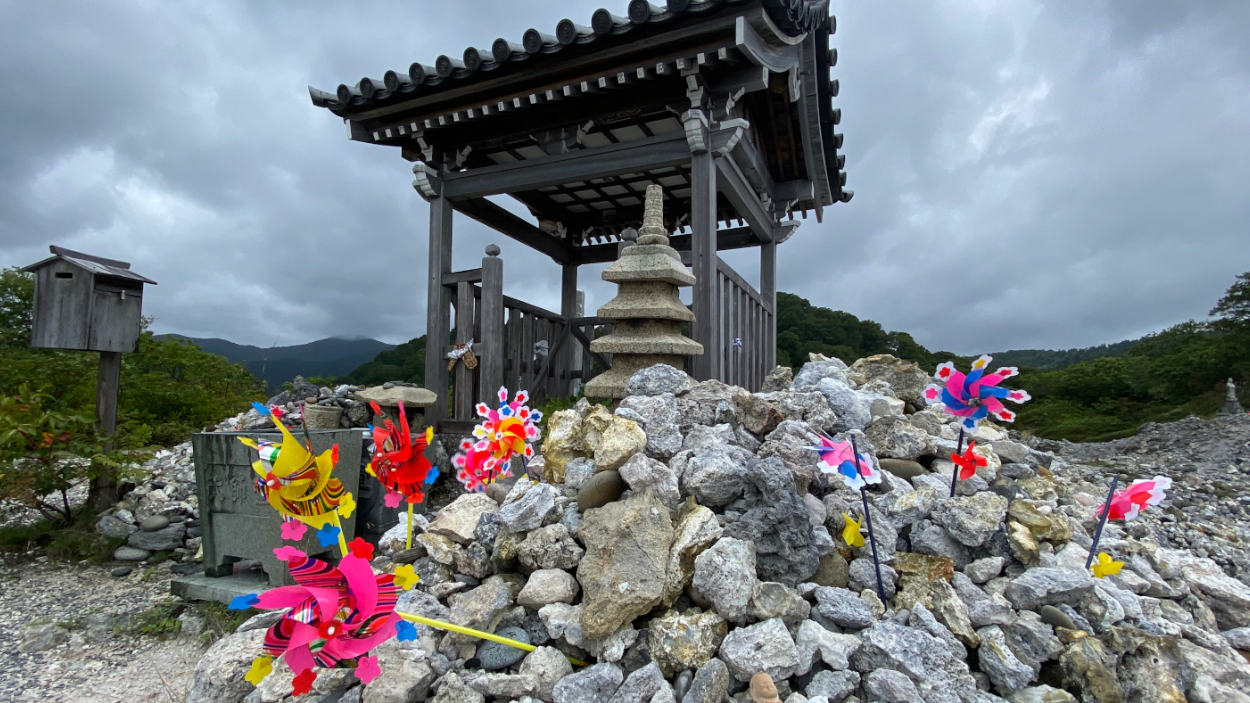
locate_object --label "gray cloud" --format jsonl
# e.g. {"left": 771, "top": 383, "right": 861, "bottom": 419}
{"left": 1, "top": 0, "right": 1247, "bottom": 354}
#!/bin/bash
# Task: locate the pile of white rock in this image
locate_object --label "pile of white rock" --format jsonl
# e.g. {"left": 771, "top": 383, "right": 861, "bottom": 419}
{"left": 187, "top": 356, "right": 1250, "bottom": 703}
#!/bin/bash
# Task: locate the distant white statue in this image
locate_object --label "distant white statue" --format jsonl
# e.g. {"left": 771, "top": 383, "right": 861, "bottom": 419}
{"left": 1220, "top": 377, "right": 1244, "bottom": 415}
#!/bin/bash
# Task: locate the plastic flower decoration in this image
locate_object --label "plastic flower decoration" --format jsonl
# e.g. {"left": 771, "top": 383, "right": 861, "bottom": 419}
{"left": 239, "top": 403, "right": 353, "bottom": 552}
{"left": 367, "top": 401, "right": 438, "bottom": 508}
{"left": 923, "top": 355, "right": 1031, "bottom": 428}
{"left": 951, "top": 441, "right": 988, "bottom": 481}
{"left": 813, "top": 437, "right": 880, "bottom": 491}
{"left": 842, "top": 513, "right": 865, "bottom": 548}
{"left": 1091, "top": 552, "right": 1124, "bottom": 579}
{"left": 230, "top": 548, "right": 401, "bottom": 697}
{"left": 1096, "top": 476, "right": 1172, "bottom": 521}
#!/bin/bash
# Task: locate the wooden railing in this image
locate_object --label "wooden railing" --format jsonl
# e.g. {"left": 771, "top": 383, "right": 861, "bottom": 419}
{"left": 714, "top": 255, "right": 772, "bottom": 392}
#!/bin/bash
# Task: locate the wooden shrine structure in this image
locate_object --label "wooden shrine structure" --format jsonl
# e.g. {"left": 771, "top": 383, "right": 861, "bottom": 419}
{"left": 310, "top": 0, "right": 850, "bottom": 432}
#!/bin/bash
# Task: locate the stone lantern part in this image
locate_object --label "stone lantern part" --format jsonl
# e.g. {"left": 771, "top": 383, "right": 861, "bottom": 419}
{"left": 584, "top": 185, "right": 703, "bottom": 399}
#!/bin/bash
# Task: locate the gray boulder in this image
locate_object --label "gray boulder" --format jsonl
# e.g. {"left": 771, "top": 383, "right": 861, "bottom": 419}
{"left": 718, "top": 618, "right": 799, "bottom": 682}
{"left": 499, "top": 482, "right": 559, "bottom": 533}
{"left": 553, "top": 663, "right": 624, "bottom": 703}
{"left": 692, "top": 537, "right": 756, "bottom": 623}
{"left": 626, "top": 365, "right": 693, "bottom": 397}
{"left": 931, "top": 492, "right": 1009, "bottom": 547}
{"left": 722, "top": 456, "right": 820, "bottom": 586}
{"left": 1004, "top": 568, "right": 1095, "bottom": 611}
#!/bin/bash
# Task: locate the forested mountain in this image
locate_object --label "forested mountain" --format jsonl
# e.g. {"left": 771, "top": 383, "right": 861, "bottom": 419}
{"left": 156, "top": 335, "right": 393, "bottom": 390}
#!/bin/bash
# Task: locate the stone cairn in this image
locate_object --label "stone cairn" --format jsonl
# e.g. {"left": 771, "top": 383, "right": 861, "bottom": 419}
{"left": 584, "top": 185, "right": 703, "bottom": 399}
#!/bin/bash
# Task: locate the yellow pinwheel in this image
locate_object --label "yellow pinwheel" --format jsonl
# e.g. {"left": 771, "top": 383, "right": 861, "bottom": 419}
{"left": 239, "top": 403, "right": 352, "bottom": 555}
{"left": 842, "top": 513, "right": 865, "bottom": 548}
{"left": 1091, "top": 552, "right": 1124, "bottom": 579}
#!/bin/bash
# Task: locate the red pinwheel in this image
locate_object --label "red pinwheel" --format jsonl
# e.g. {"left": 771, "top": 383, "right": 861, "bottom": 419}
{"left": 1097, "top": 475, "right": 1172, "bottom": 521}
{"left": 367, "top": 401, "right": 438, "bottom": 508}
{"left": 951, "top": 441, "right": 988, "bottom": 481}
{"left": 455, "top": 387, "right": 543, "bottom": 491}
{"left": 231, "top": 549, "right": 401, "bottom": 696}
{"left": 923, "top": 355, "right": 1031, "bottom": 428}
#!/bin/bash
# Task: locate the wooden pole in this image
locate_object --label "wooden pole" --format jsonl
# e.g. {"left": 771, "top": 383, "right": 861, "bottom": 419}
{"left": 690, "top": 148, "right": 718, "bottom": 381}
{"left": 480, "top": 246, "right": 505, "bottom": 401}
{"left": 90, "top": 351, "right": 123, "bottom": 509}
{"left": 424, "top": 192, "right": 454, "bottom": 428}
{"left": 760, "top": 240, "right": 776, "bottom": 372}
{"left": 560, "top": 262, "right": 578, "bottom": 397}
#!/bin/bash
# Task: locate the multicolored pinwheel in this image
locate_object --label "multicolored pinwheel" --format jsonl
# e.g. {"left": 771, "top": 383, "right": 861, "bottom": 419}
{"left": 1086, "top": 474, "right": 1171, "bottom": 572}
{"left": 455, "top": 387, "right": 542, "bottom": 491}
{"left": 923, "top": 355, "right": 1031, "bottom": 428}
{"left": 230, "top": 548, "right": 410, "bottom": 695}
{"left": 473, "top": 387, "right": 542, "bottom": 468}
{"left": 951, "top": 441, "right": 988, "bottom": 482}
{"left": 366, "top": 401, "right": 438, "bottom": 509}
{"left": 239, "top": 403, "right": 354, "bottom": 555}
{"left": 812, "top": 437, "right": 881, "bottom": 491}
{"left": 1096, "top": 475, "right": 1172, "bottom": 522}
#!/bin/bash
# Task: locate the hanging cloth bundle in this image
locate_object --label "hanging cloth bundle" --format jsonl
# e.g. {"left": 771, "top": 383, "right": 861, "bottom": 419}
{"left": 447, "top": 339, "right": 478, "bottom": 371}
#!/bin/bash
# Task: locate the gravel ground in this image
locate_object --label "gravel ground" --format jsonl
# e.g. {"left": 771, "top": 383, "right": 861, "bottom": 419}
{"left": 0, "top": 556, "right": 203, "bottom": 702}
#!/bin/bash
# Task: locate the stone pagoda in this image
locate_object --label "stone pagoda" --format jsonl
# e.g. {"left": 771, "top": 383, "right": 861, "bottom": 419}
{"left": 584, "top": 186, "right": 703, "bottom": 399}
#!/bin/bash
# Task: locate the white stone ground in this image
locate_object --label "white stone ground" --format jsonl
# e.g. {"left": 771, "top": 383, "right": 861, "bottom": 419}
{"left": 0, "top": 557, "right": 202, "bottom": 702}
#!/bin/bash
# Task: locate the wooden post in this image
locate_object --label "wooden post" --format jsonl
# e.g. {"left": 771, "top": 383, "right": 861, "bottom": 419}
{"left": 690, "top": 149, "right": 718, "bottom": 381}
{"left": 454, "top": 281, "right": 475, "bottom": 419}
{"left": 560, "top": 263, "right": 578, "bottom": 397}
{"left": 424, "top": 193, "right": 453, "bottom": 427}
{"left": 89, "top": 350, "right": 123, "bottom": 509}
{"left": 760, "top": 239, "right": 777, "bottom": 372}
{"left": 480, "top": 246, "right": 505, "bottom": 401}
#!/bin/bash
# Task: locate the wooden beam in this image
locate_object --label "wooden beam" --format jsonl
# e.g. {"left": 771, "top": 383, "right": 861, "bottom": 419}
{"left": 442, "top": 134, "right": 691, "bottom": 200}
{"left": 570, "top": 226, "right": 761, "bottom": 265}
{"left": 715, "top": 154, "right": 774, "bottom": 242}
{"left": 424, "top": 192, "right": 454, "bottom": 427}
{"left": 479, "top": 248, "right": 505, "bottom": 402}
{"left": 442, "top": 268, "right": 483, "bottom": 286}
{"left": 451, "top": 197, "right": 573, "bottom": 265}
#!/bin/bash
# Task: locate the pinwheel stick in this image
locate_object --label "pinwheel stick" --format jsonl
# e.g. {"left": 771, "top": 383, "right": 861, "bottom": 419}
{"left": 397, "top": 611, "right": 587, "bottom": 667}
{"left": 851, "top": 437, "right": 887, "bottom": 605}
{"left": 1085, "top": 475, "right": 1120, "bottom": 570}
{"left": 333, "top": 513, "right": 349, "bottom": 557}
{"left": 948, "top": 426, "right": 966, "bottom": 498}
{"left": 406, "top": 503, "right": 415, "bottom": 551}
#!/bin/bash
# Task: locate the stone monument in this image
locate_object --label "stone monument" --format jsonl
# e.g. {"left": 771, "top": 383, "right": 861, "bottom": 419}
{"left": 1219, "top": 377, "right": 1244, "bottom": 416}
{"left": 584, "top": 185, "right": 703, "bottom": 399}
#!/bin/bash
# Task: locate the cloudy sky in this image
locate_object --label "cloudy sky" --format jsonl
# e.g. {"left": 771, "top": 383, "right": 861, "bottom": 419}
{"left": 1, "top": 1, "right": 1247, "bottom": 355}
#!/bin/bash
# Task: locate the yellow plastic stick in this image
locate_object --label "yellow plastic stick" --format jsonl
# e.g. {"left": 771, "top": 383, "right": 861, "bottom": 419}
{"left": 406, "top": 503, "right": 414, "bottom": 551}
{"left": 396, "top": 611, "right": 587, "bottom": 667}
{"left": 334, "top": 513, "right": 349, "bottom": 557}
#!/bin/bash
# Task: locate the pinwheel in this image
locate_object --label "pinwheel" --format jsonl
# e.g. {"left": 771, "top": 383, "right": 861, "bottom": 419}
{"left": 230, "top": 548, "right": 403, "bottom": 695}
{"left": 1086, "top": 474, "right": 1171, "bottom": 570}
{"left": 812, "top": 436, "right": 886, "bottom": 603}
{"left": 239, "top": 403, "right": 354, "bottom": 555}
{"left": 951, "top": 441, "right": 988, "bottom": 482}
{"left": 366, "top": 400, "right": 440, "bottom": 549}
{"left": 813, "top": 436, "right": 881, "bottom": 491}
{"left": 453, "top": 439, "right": 497, "bottom": 493}
{"left": 922, "top": 356, "right": 1031, "bottom": 497}
{"left": 922, "top": 355, "right": 1031, "bottom": 428}
{"left": 472, "top": 387, "right": 542, "bottom": 475}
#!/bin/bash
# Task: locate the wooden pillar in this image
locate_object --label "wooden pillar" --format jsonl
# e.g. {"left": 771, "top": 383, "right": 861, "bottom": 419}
{"left": 560, "top": 263, "right": 578, "bottom": 397}
{"left": 480, "top": 245, "right": 505, "bottom": 401}
{"left": 454, "top": 282, "right": 475, "bottom": 419}
{"left": 90, "top": 350, "right": 122, "bottom": 508}
{"left": 424, "top": 193, "right": 453, "bottom": 427}
{"left": 760, "top": 240, "right": 777, "bottom": 372}
{"left": 690, "top": 150, "right": 719, "bottom": 381}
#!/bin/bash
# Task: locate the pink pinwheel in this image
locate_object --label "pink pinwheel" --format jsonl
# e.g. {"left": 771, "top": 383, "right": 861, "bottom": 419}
{"left": 231, "top": 552, "right": 401, "bottom": 697}
{"left": 812, "top": 437, "right": 880, "bottom": 491}
{"left": 923, "top": 355, "right": 1031, "bottom": 428}
{"left": 1097, "top": 475, "right": 1172, "bottom": 521}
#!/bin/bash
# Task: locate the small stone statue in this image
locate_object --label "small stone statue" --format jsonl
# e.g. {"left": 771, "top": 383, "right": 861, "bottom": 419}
{"left": 1219, "top": 377, "right": 1244, "bottom": 416}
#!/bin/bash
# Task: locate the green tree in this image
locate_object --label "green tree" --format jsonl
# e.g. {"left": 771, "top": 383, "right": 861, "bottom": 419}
{"left": 1211, "top": 270, "right": 1250, "bottom": 326}
{"left": 346, "top": 335, "right": 426, "bottom": 386}
{"left": 0, "top": 267, "right": 34, "bottom": 349}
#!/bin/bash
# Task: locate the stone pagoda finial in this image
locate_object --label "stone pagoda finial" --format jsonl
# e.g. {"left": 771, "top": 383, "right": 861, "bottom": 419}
{"left": 637, "top": 184, "right": 669, "bottom": 245}
{"left": 584, "top": 186, "right": 703, "bottom": 400}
